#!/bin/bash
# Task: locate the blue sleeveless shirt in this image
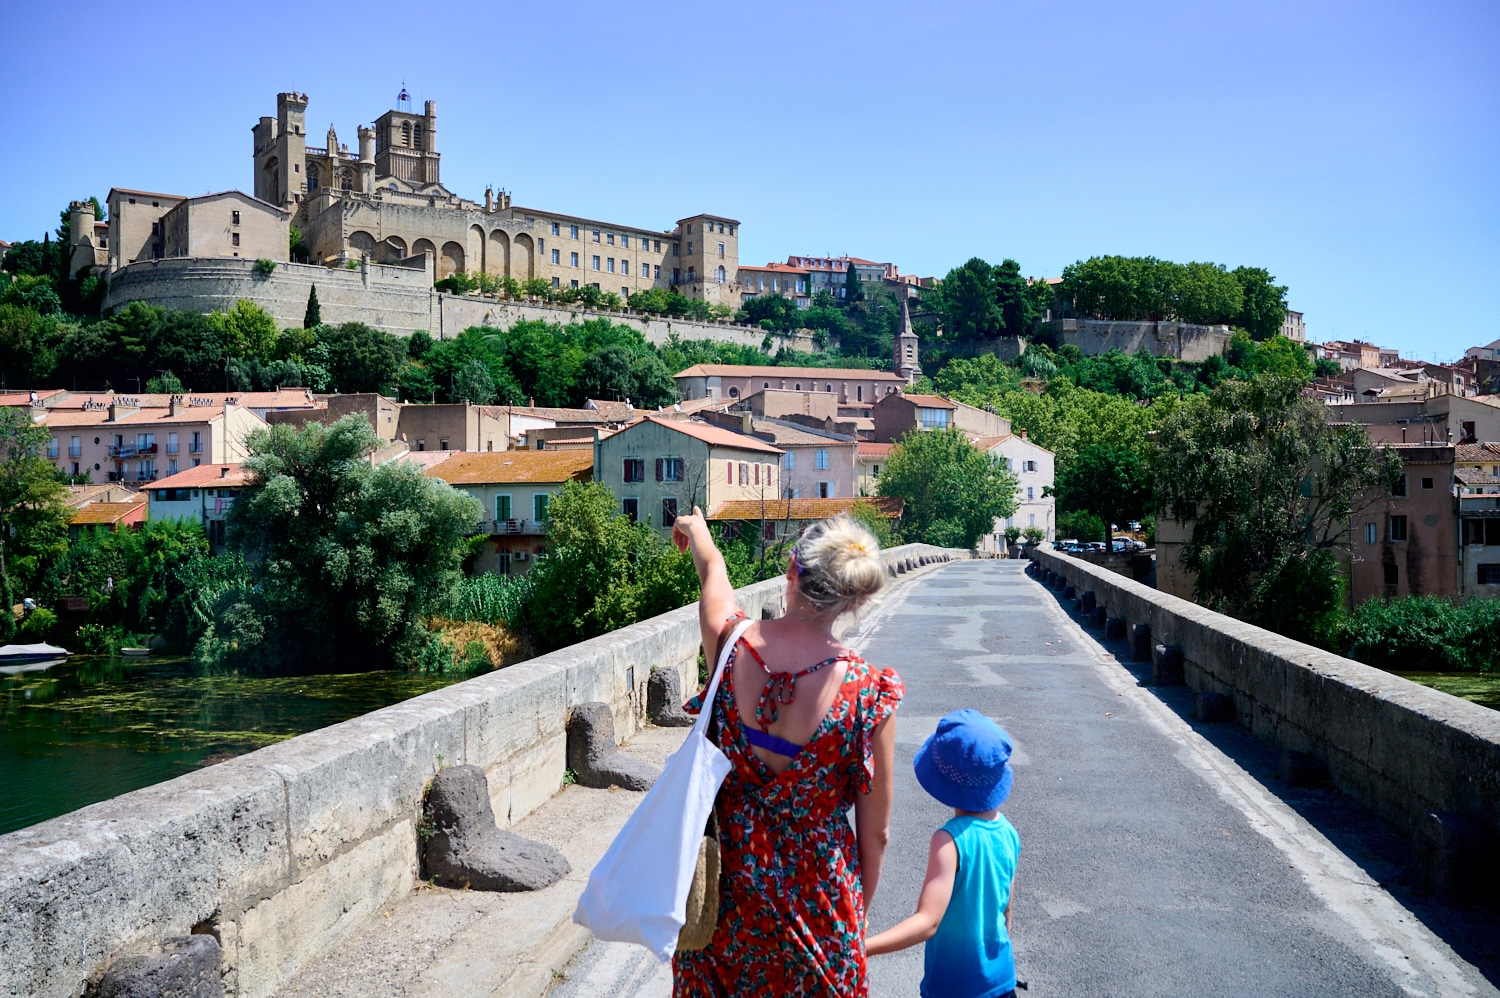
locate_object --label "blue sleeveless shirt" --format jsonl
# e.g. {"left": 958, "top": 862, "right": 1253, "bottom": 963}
{"left": 921, "top": 814, "right": 1021, "bottom": 998}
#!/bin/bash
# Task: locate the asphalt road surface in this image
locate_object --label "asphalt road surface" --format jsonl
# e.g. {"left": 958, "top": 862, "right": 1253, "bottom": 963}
{"left": 552, "top": 560, "right": 1496, "bottom": 998}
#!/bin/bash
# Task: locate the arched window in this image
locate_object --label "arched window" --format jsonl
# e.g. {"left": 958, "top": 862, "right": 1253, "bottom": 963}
{"left": 413, "top": 124, "right": 424, "bottom": 151}
{"left": 338, "top": 167, "right": 353, "bottom": 191}
{"left": 401, "top": 122, "right": 411, "bottom": 147}
{"left": 716, "top": 265, "right": 726, "bottom": 283}
{"left": 307, "top": 163, "right": 320, "bottom": 191}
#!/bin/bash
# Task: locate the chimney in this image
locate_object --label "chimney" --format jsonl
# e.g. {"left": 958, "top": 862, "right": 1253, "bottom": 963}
{"left": 1019, "top": 428, "right": 1027, "bottom": 440}
{"left": 109, "top": 398, "right": 139, "bottom": 421}
{"left": 169, "top": 394, "right": 187, "bottom": 417}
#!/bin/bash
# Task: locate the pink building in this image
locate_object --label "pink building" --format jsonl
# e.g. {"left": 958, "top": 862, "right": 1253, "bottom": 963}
{"left": 38, "top": 397, "right": 267, "bottom": 485}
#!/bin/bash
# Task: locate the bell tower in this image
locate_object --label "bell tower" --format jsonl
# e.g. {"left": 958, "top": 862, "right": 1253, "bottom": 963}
{"left": 894, "top": 296, "right": 922, "bottom": 384}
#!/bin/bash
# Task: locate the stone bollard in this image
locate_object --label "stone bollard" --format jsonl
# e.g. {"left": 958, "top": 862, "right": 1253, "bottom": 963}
{"left": 567, "top": 702, "right": 661, "bottom": 791}
{"left": 423, "top": 765, "right": 571, "bottom": 892}
{"left": 647, "top": 668, "right": 694, "bottom": 727}
{"left": 1063, "top": 585, "right": 1077, "bottom": 600}
{"left": 1412, "top": 811, "right": 1499, "bottom": 904}
{"left": 1079, "top": 591, "right": 1096, "bottom": 613}
{"left": 1089, "top": 605, "right": 1107, "bottom": 629}
{"left": 1195, "top": 692, "right": 1233, "bottom": 723}
{"left": 1279, "top": 749, "right": 1328, "bottom": 788}
{"left": 98, "top": 935, "right": 223, "bottom": 998}
{"left": 1151, "top": 644, "right": 1184, "bottom": 685}
{"left": 1130, "top": 623, "right": 1152, "bottom": 662}
{"left": 1105, "top": 616, "right": 1126, "bottom": 641}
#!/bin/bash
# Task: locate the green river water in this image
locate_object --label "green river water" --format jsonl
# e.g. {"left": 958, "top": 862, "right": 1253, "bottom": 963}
{"left": 2, "top": 656, "right": 1496, "bottom": 837}
{"left": 0, "top": 654, "right": 460, "bottom": 837}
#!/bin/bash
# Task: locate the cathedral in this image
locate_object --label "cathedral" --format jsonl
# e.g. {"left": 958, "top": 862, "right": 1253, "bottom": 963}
{"left": 250, "top": 91, "right": 740, "bottom": 304}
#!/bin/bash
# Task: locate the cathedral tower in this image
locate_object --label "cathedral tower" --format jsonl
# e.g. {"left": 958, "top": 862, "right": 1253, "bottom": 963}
{"left": 895, "top": 296, "right": 922, "bottom": 384}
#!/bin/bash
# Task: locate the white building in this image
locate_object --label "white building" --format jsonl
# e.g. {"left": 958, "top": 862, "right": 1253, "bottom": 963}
{"left": 972, "top": 431, "right": 1055, "bottom": 551}
{"left": 146, "top": 463, "right": 250, "bottom": 548}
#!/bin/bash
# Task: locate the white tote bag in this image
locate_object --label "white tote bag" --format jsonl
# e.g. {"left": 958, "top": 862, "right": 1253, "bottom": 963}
{"left": 573, "top": 617, "right": 751, "bottom": 962}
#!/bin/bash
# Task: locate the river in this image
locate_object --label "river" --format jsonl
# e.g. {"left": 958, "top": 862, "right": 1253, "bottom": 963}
{"left": 0, "top": 653, "right": 461, "bottom": 837}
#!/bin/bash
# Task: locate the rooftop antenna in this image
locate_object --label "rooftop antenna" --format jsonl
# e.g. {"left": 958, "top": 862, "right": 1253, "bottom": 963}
{"left": 397, "top": 83, "right": 411, "bottom": 112}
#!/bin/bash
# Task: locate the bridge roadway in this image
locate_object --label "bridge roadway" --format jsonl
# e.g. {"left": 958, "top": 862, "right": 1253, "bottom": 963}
{"left": 552, "top": 559, "right": 1497, "bottom": 998}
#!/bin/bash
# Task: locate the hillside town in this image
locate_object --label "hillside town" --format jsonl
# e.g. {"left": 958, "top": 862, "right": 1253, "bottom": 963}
{"left": 2, "top": 42, "right": 1498, "bottom": 998}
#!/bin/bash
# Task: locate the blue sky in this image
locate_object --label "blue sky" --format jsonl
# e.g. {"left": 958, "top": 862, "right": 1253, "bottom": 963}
{"left": 2, "top": 0, "right": 1495, "bottom": 359}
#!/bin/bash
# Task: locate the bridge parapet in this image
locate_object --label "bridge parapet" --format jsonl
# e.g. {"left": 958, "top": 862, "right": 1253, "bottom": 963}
{"left": 0, "top": 543, "right": 964, "bottom": 998}
{"left": 1029, "top": 546, "right": 1500, "bottom": 887}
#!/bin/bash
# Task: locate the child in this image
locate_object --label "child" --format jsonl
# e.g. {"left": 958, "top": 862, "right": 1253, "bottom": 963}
{"left": 866, "top": 709, "right": 1022, "bottom": 998}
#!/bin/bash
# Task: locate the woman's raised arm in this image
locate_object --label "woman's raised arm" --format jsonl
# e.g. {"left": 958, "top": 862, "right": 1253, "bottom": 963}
{"left": 672, "top": 507, "right": 740, "bottom": 656}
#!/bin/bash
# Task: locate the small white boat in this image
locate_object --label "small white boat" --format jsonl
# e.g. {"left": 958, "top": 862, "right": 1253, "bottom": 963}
{"left": 0, "top": 643, "right": 70, "bottom": 676}
{"left": 120, "top": 647, "right": 152, "bottom": 657}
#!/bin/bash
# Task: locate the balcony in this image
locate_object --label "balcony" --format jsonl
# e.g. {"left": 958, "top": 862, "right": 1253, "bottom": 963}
{"left": 108, "top": 443, "right": 158, "bottom": 459}
{"left": 475, "top": 518, "right": 547, "bottom": 536}
{"left": 1459, "top": 496, "right": 1500, "bottom": 512}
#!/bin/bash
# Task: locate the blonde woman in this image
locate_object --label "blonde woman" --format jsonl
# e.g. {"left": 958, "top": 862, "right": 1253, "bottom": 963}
{"left": 670, "top": 509, "right": 901, "bottom": 997}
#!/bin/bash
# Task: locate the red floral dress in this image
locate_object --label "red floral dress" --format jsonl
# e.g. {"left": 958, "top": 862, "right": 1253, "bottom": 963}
{"left": 674, "top": 629, "right": 904, "bottom": 997}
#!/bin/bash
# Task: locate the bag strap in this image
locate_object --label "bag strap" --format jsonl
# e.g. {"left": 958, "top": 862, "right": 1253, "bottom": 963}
{"left": 693, "top": 617, "right": 754, "bottom": 739}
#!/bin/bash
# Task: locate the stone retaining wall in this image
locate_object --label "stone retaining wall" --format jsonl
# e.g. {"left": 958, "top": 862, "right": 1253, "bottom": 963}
{"left": 100, "top": 257, "right": 817, "bottom": 350}
{"left": 0, "top": 544, "right": 963, "bottom": 998}
{"left": 1029, "top": 546, "right": 1500, "bottom": 844}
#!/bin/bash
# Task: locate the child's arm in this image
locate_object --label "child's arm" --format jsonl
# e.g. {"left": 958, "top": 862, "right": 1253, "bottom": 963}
{"left": 865, "top": 829, "right": 957, "bottom": 956}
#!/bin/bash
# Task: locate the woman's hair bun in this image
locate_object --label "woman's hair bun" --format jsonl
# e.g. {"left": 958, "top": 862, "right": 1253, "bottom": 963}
{"left": 794, "top": 516, "right": 886, "bottom": 616}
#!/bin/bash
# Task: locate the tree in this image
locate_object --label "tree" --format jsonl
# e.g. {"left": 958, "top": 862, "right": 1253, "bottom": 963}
{"left": 1313, "top": 358, "right": 1343, "bottom": 380}
{"left": 844, "top": 262, "right": 863, "bottom": 304}
{"left": 145, "top": 371, "right": 185, "bottom": 393}
{"left": 741, "top": 293, "right": 798, "bottom": 333}
{"left": 1, "top": 274, "right": 63, "bottom": 317}
{"left": 317, "top": 321, "right": 404, "bottom": 393}
{"left": 303, "top": 284, "right": 321, "bottom": 328}
{"left": 395, "top": 360, "right": 437, "bottom": 403}
{"left": 0, "top": 239, "right": 62, "bottom": 278}
{"left": 209, "top": 299, "right": 281, "bottom": 360}
{"left": 452, "top": 356, "right": 497, "bottom": 403}
{"left": 1051, "top": 444, "right": 1152, "bottom": 548}
{"left": 1153, "top": 374, "right": 1401, "bottom": 646}
{"left": 575, "top": 344, "right": 677, "bottom": 407}
{"left": 930, "top": 258, "right": 1000, "bottom": 339}
{"left": 0, "top": 303, "right": 62, "bottom": 384}
{"left": 221, "top": 415, "right": 482, "bottom": 669}
{"left": 877, "top": 428, "right": 1019, "bottom": 548}
{"left": 42, "top": 519, "right": 210, "bottom": 637}
{"left": 0, "top": 408, "right": 70, "bottom": 639}
{"left": 1231, "top": 266, "right": 1289, "bottom": 341}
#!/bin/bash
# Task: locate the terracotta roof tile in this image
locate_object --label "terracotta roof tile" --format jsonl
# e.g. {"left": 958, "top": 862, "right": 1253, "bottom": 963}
{"left": 707, "top": 496, "right": 904, "bottom": 520}
{"left": 899, "top": 395, "right": 957, "bottom": 408}
{"left": 674, "top": 364, "right": 905, "bottom": 382}
{"left": 150, "top": 464, "right": 250, "bottom": 489}
{"left": 69, "top": 499, "right": 147, "bottom": 525}
{"left": 425, "top": 450, "right": 594, "bottom": 485}
{"left": 858, "top": 443, "right": 894, "bottom": 457}
{"left": 641, "top": 416, "right": 783, "bottom": 454}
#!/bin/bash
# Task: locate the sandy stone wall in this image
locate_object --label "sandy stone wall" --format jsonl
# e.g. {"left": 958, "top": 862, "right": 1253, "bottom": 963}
{"left": 102, "top": 257, "right": 816, "bottom": 350}
{"left": 1029, "top": 546, "right": 1500, "bottom": 841}
{"left": 1040, "top": 317, "right": 1233, "bottom": 361}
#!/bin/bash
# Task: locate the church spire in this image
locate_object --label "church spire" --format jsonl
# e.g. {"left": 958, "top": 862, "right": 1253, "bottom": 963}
{"left": 895, "top": 295, "right": 923, "bottom": 385}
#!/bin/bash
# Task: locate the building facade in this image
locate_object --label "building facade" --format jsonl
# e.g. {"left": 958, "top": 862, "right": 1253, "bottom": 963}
{"left": 146, "top": 464, "right": 250, "bottom": 549}
{"left": 424, "top": 451, "right": 593, "bottom": 574}
{"left": 675, "top": 365, "right": 906, "bottom": 405}
{"left": 594, "top": 417, "right": 783, "bottom": 532}
{"left": 1348, "top": 444, "right": 1457, "bottom": 603}
{"left": 38, "top": 398, "right": 266, "bottom": 485}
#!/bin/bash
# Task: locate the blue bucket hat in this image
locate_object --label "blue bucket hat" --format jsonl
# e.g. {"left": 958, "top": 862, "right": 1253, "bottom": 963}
{"left": 914, "top": 709, "right": 1014, "bottom": 813}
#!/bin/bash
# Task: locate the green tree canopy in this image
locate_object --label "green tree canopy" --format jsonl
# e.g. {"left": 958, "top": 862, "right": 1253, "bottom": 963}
{"left": 220, "top": 414, "right": 482, "bottom": 668}
{"left": 1050, "top": 443, "right": 1152, "bottom": 545}
{"left": 877, "top": 428, "right": 1019, "bottom": 548}
{"left": 1231, "top": 266, "right": 1289, "bottom": 341}
{"left": 316, "top": 321, "right": 405, "bottom": 394}
{"left": 303, "top": 285, "right": 322, "bottom": 328}
{"left": 0, "top": 407, "right": 70, "bottom": 638}
{"left": 926, "top": 257, "right": 1044, "bottom": 340}
{"left": 1153, "top": 374, "right": 1401, "bottom": 645}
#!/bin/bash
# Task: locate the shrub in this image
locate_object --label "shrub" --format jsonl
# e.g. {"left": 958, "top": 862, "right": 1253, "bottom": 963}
{"left": 449, "top": 573, "right": 533, "bottom": 629}
{"left": 18, "top": 608, "right": 57, "bottom": 641}
{"left": 1343, "top": 596, "right": 1500, "bottom": 672}
{"left": 252, "top": 258, "right": 277, "bottom": 278}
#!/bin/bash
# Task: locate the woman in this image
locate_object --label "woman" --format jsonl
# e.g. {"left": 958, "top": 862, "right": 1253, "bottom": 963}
{"left": 671, "top": 509, "right": 901, "bottom": 997}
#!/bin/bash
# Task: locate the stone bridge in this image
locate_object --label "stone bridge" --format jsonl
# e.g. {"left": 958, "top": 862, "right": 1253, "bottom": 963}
{"left": 3, "top": 551, "right": 1498, "bottom": 998}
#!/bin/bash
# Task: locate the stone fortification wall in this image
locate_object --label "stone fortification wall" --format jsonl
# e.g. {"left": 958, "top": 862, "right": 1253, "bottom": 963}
{"left": 1039, "top": 318, "right": 1232, "bottom": 361}
{"left": 0, "top": 544, "right": 964, "bottom": 998}
{"left": 104, "top": 257, "right": 436, "bottom": 337}
{"left": 101, "top": 256, "right": 817, "bottom": 351}
{"left": 434, "top": 293, "right": 818, "bottom": 352}
{"left": 1029, "top": 547, "right": 1500, "bottom": 847}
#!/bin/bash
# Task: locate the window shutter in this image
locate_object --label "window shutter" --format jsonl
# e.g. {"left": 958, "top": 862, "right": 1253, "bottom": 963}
{"left": 754, "top": 463, "right": 760, "bottom": 485}
{"left": 623, "top": 459, "right": 631, "bottom": 482}
{"left": 727, "top": 461, "right": 733, "bottom": 484}
{"left": 655, "top": 457, "right": 664, "bottom": 482}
